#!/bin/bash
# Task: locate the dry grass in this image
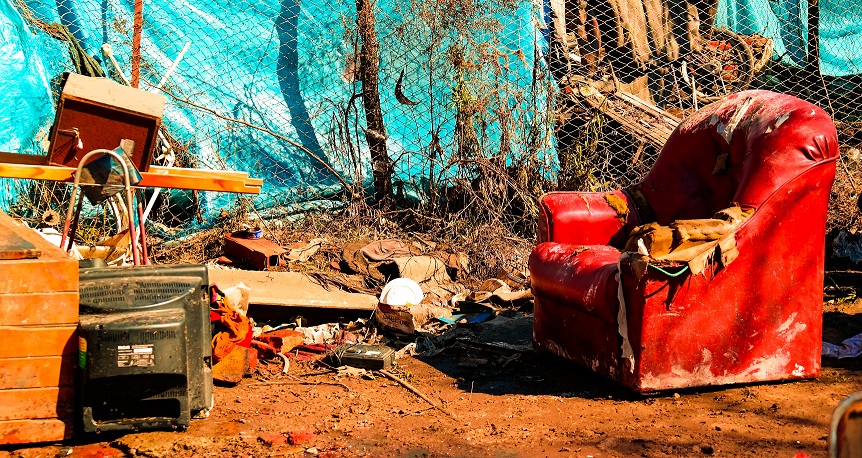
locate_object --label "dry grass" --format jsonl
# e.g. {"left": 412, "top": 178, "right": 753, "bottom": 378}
{"left": 150, "top": 200, "right": 533, "bottom": 287}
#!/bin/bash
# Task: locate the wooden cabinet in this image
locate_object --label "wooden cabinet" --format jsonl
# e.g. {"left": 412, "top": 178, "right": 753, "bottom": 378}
{"left": 0, "top": 212, "right": 78, "bottom": 445}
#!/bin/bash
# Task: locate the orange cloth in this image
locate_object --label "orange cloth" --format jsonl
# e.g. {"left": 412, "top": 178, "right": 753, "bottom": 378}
{"left": 211, "top": 286, "right": 250, "bottom": 364}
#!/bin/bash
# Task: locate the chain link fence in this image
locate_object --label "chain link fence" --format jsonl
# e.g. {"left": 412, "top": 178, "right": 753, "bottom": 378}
{"left": 549, "top": 0, "right": 862, "bottom": 232}
{"left": 5, "top": 0, "right": 862, "bottom": 247}
{"left": 9, "top": 0, "right": 555, "bottom": 243}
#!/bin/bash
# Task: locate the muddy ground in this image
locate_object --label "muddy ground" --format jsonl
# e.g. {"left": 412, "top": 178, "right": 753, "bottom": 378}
{"left": 4, "top": 298, "right": 862, "bottom": 458}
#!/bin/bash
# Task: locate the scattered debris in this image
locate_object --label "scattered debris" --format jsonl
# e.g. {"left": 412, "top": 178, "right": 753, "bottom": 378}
{"left": 834, "top": 231, "right": 862, "bottom": 263}
{"left": 379, "top": 278, "right": 424, "bottom": 306}
{"left": 458, "top": 314, "right": 534, "bottom": 353}
{"left": 376, "top": 303, "right": 453, "bottom": 334}
{"left": 211, "top": 285, "right": 254, "bottom": 384}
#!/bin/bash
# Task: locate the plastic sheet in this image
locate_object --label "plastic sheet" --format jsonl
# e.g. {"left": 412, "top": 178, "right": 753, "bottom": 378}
{"left": 715, "top": 0, "right": 862, "bottom": 77}
{"left": 3, "top": 0, "right": 551, "bottom": 226}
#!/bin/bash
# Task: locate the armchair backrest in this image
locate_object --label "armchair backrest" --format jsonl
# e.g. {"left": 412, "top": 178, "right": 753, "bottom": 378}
{"left": 639, "top": 90, "right": 839, "bottom": 225}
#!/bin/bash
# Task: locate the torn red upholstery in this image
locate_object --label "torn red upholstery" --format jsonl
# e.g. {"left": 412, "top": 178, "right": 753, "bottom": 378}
{"left": 530, "top": 90, "right": 839, "bottom": 391}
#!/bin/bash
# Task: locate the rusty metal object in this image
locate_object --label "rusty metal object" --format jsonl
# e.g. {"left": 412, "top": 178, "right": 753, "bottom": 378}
{"left": 223, "top": 232, "right": 286, "bottom": 270}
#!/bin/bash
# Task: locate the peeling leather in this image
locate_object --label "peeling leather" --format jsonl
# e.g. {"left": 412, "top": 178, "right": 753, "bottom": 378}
{"left": 623, "top": 205, "right": 753, "bottom": 276}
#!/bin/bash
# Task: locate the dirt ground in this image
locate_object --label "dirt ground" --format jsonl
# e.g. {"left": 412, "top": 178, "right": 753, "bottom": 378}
{"left": 5, "top": 300, "right": 862, "bottom": 458}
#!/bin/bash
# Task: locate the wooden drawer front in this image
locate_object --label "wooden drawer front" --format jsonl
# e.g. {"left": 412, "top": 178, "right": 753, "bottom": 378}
{"left": 0, "top": 356, "right": 76, "bottom": 389}
{"left": 0, "top": 387, "right": 75, "bottom": 421}
{"left": 0, "top": 292, "right": 78, "bottom": 326}
{"left": 0, "top": 326, "right": 77, "bottom": 358}
{"left": 0, "top": 418, "right": 73, "bottom": 445}
{"left": 0, "top": 261, "right": 78, "bottom": 294}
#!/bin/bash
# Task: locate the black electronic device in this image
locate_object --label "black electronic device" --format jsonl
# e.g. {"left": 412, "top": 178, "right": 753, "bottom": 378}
{"left": 328, "top": 344, "right": 395, "bottom": 370}
{"left": 76, "top": 264, "right": 213, "bottom": 433}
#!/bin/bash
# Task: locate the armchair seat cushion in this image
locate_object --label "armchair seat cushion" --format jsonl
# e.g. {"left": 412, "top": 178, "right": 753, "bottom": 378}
{"left": 529, "top": 243, "right": 620, "bottom": 323}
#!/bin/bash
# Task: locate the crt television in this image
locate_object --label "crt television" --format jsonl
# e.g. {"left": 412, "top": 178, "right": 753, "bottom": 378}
{"left": 77, "top": 264, "right": 213, "bottom": 433}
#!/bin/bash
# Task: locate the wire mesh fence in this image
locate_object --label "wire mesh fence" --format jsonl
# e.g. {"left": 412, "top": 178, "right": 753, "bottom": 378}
{"left": 550, "top": 0, "right": 862, "bottom": 232}
{"left": 9, "top": 0, "right": 555, "bottom": 243}
{"left": 5, "top": 0, "right": 862, "bottom": 249}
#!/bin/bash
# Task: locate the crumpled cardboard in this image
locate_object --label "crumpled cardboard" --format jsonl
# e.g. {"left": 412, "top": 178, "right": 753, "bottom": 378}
{"left": 375, "top": 302, "right": 453, "bottom": 334}
{"left": 625, "top": 205, "right": 754, "bottom": 277}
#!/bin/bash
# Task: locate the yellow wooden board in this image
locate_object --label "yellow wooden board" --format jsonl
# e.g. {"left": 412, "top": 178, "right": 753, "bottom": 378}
{"left": 0, "top": 161, "right": 262, "bottom": 194}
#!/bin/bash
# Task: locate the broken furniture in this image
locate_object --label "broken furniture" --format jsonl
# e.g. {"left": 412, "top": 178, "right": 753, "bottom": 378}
{"left": 0, "top": 211, "right": 78, "bottom": 445}
{"left": 530, "top": 90, "right": 839, "bottom": 392}
{"left": 77, "top": 263, "right": 213, "bottom": 433}
{"left": 47, "top": 73, "right": 164, "bottom": 172}
{"left": 0, "top": 75, "right": 262, "bottom": 195}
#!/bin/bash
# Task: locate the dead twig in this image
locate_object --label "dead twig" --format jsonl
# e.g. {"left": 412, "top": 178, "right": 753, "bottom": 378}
{"left": 249, "top": 374, "right": 350, "bottom": 392}
{"left": 379, "top": 370, "right": 455, "bottom": 419}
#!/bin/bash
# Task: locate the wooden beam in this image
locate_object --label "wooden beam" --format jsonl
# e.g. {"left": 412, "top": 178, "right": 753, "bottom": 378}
{"left": 0, "top": 163, "right": 74, "bottom": 181}
{"left": 148, "top": 165, "right": 249, "bottom": 180}
{"left": 0, "top": 162, "right": 261, "bottom": 194}
{"left": 0, "top": 152, "right": 49, "bottom": 166}
{"left": 148, "top": 166, "right": 264, "bottom": 188}
{"left": 138, "top": 173, "right": 260, "bottom": 194}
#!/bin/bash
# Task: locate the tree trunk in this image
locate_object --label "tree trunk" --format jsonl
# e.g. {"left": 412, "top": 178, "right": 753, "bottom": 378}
{"left": 356, "top": 0, "right": 393, "bottom": 208}
{"left": 806, "top": 0, "right": 822, "bottom": 96}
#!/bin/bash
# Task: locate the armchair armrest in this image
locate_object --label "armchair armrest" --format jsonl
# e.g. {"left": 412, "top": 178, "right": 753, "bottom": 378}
{"left": 537, "top": 190, "right": 641, "bottom": 247}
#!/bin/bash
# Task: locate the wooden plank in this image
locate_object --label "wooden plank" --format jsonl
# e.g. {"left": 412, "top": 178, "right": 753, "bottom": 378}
{"left": 0, "top": 162, "right": 261, "bottom": 194}
{"left": 616, "top": 91, "right": 682, "bottom": 125}
{"left": 138, "top": 173, "right": 261, "bottom": 194}
{"left": 0, "top": 232, "right": 39, "bottom": 260}
{"left": 149, "top": 165, "right": 250, "bottom": 180}
{"left": 208, "top": 269, "right": 377, "bottom": 310}
{"left": 0, "top": 356, "right": 76, "bottom": 389}
{"left": 0, "top": 418, "right": 73, "bottom": 445}
{"left": 0, "top": 162, "right": 74, "bottom": 181}
{"left": 147, "top": 166, "right": 264, "bottom": 188}
{"left": 63, "top": 73, "right": 165, "bottom": 118}
{"left": 0, "top": 326, "right": 77, "bottom": 358}
{"left": 580, "top": 93, "right": 671, "bottom": 148}
{"left": 0, "top": 387, "right": 75, "bottom": 421}
{"left": 0, "top": 292, "right": 78, "bottom": 326}
{"left": 0, "top": 152, "right": 48, "bottom": 165}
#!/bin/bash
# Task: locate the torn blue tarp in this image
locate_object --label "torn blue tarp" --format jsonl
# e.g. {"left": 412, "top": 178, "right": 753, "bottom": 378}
{"left": 3, "top": 0, "right": 552, "bottom": 227}
{"left": 715, "top": 0, "right": 862, "bottom": 77}
{"left": 0, "top": 0, "right": 66, "bottom": 154}
{"left": 0, "top": 0, "right": 69, "bottom": 210}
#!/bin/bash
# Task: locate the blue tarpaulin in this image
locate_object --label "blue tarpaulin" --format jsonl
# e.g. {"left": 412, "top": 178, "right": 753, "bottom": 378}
{"left": 1, "top": 0, "right": 551, "bottom": 224}
{"left": 716, "top": 0, "right": 862, "bottom": 77}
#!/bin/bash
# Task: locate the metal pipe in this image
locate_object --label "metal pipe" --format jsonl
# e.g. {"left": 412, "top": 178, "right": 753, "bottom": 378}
{"left": 131, "top": 0, "right": 143, "bottom": 88}
{"left": 156, "top": 41, "right": 190, "bottom": 90}
{"left": 60, "top": 149, "right": 140, "bottom": 265}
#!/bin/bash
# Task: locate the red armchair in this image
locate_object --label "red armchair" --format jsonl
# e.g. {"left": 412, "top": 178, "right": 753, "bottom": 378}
{"left": 530, "top": 90, "right": 839, "bottom": 392}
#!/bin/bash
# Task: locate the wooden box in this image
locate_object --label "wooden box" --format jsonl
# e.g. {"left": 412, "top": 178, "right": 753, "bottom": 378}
{"left": 0, "top": 211, "right": 78, "bottom": 445}
{"left": 47, "top": 73, "right": 166, "bottom": 172}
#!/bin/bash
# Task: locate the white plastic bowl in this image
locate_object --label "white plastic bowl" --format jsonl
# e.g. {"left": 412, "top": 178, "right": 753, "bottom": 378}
{"left": 378, "top": 278, "right": 424, "bottom": 306}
